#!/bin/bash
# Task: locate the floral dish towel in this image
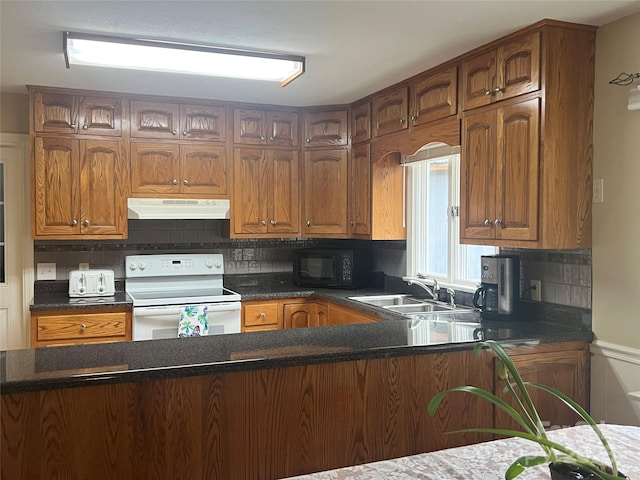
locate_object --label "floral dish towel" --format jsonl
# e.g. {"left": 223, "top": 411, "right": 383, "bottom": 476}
{"left": 178, "top": 305, "right": 209, "bottom": 337}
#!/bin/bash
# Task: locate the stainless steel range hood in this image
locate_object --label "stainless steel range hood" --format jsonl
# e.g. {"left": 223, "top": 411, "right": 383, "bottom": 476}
{"left": 127, "top": 198, "right": 230, "bottom": 220}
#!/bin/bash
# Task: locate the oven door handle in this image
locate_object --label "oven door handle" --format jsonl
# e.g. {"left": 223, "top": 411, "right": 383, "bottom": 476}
{"left": 133, "top": 302, "right": 241, "bottom": 317}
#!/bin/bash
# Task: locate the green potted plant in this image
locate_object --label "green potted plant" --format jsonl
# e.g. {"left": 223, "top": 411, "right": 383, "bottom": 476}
{"left": 427, "top": 340, "right": 628, "bottom": 480}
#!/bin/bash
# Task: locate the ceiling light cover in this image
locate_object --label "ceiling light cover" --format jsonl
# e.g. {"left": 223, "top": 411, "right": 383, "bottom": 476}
{"left": 63, "top": 31, "right": 305, "bottom": 86}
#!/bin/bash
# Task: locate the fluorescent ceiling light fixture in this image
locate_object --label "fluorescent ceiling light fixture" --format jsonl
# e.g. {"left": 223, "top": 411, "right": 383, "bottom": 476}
{"left": 63, "top": 31, "right": 305, "bottom": 86}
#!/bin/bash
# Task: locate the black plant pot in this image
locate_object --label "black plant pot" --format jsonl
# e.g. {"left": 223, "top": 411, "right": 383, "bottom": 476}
{"left": 549, "top": 462, "right": 628, "bottom": 480}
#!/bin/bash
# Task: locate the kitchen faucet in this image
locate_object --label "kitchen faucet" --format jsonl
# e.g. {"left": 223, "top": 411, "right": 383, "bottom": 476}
{"left": 401, "top": 276, "right": 439, "bottom": 300}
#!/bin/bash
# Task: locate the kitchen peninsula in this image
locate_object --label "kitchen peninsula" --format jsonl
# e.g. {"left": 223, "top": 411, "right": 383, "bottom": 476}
{"left": 2, "top": 292, "right": 593, "bottom": 479}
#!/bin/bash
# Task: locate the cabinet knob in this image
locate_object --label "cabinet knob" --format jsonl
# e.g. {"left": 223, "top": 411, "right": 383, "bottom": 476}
{"left": 410, "top": 115, "right": 417, "bottom": 121}
{"left": 82, "top": 219, "right": 90, "bottom": 227}
{"left": 172, "top": 129, "right": 178, "bottom": 135}
{"left": 183, "top": 179, "right": 189, "bottom": 185}
{"left": 484, "top": 219, "right": 491, "bottom": 226}
{"left": 270, "top": 219, "right": 276, "bottom": 225}
{"left": 494, "top": 219, "right": 502, "bottom": 226}
{"left": 260, "top": 136, "right": 266, "bottom": 141}
{"left": 70, "top": 219, "right": 78, "bottom": 226}
{"left": 306, "top": 138, "right": 311, "bottom": 143}
{"left": 306, "top": 220, "right": 311, "bottom": 226}
{"left": 182, "top": 131, "right": 187, "bottom": 136}
{"left": 261, "top": 220, "right": 267, "bottom": 226}
{"left": 399, "top": 118, "right": 405, "bottom": 124}
{"left": 80, "top": 323, "right": 87, "bottom": 329}
{"left": 350, "top": 221, "right": 356, "bottom": 227}
{"left": 172, "top": 179, "right": 178, "bottom": 185}
{"left": 70, "top": 123, "right": 77, "bottom": 128}
{"left": 485, "top": 90, "right": 492, "bottom": 96}
{"left": 494, "top": 86, "right": 503, "bottom": 93}
{"left": 269, "top": 136, "right": 275, "bottom": 141}
{"left": 82, "top": 124, "right": 88, "bottom": 130}
{"left": 260, "top": 312, "right": 266, "bottom": 318}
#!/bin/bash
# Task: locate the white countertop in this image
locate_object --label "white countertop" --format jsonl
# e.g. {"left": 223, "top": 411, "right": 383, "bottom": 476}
{"left": 283, "top": 424, "right": 640, "bottom": 479}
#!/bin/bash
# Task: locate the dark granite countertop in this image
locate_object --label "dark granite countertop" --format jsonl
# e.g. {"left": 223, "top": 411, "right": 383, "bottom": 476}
{"left": 30, "top": 291, "right": 133, "bottom": 311}
{"left": 8, "top": 275, "right": 591, "bottom": 395}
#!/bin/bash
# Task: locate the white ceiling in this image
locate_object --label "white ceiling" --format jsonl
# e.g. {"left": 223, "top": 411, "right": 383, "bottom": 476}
{"left": 2, "top": 1, "right": 640, "bottom": 107}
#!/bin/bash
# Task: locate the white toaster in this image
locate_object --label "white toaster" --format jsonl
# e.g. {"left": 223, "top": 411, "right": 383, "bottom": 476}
{"left": 68, "top": 269, "right": 115, "bottom": 297}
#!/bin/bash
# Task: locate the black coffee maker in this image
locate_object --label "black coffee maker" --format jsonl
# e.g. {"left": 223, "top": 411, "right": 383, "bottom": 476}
{"left": 473, "top": 255, "right": 520, "bottom": 319}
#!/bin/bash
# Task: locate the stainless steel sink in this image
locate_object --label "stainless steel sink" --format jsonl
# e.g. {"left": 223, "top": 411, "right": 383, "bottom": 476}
{"left": 348, "top": 294, "right": 424, "bottom": 307}
{"left": 385, "top": 303, "right": 454, "bottom": 313}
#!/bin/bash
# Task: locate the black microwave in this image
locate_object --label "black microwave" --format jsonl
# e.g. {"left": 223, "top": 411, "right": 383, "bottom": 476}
{"left": 293, "top": 249, "right": 372, "bottom": 289}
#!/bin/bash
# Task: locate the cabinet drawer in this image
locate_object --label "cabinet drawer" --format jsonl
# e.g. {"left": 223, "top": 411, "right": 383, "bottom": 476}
{"left": 36, "top": 312, "right": 127, "bottom": 342}
{"left": 243, "top": 303, "right": 280, "bottom": 328}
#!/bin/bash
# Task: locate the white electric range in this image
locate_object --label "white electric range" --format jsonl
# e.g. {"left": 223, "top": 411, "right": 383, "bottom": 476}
{"left": 125, "top": 253, "right": 241, "bottom": 341}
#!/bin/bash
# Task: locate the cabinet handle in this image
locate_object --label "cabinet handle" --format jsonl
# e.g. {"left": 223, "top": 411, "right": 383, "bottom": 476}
{"left": 494, "top": 86, "right": 503, "bottom": 93}
{"left": 183, "top": 179, "right": 189, "bottom": 185}
{"left": 494, "top": 219, "right": 502, "bottom": 226}
{"left": 172, "top": 179, "right": 178, "bottom": 185}
{"left": 70, "top": 219, "right": 78, "bottom": 226}
{"left": 82, "top": 124, "right": 88, "bottom": 130}
{"left": 484, "top": 219, "right": 491, "bottom": 226}
{"left": 80, "top": 323, "right": 87, "bottom": 329}
{"left": 399, "top": 118, "right": 405, "bottom": 124}
{"left": 306, "top": 220, "right": 311, "bottom": 226}
{"left": 82, "top": 219, "right": 90, "bottom": 227}
{"left": 261, "top": 220, "right": 267, "bottom": 226}
{"left": 485, "top": 90, "right": 492, "bottom": 96}
{"left": 270, "top": 219, "right": 276, "bottom": 225}
{"left": 306, "top": 138, "right": 311, "bottom": 143}
{"left": 172, "top": 129, "right": 178, "bottom": 135}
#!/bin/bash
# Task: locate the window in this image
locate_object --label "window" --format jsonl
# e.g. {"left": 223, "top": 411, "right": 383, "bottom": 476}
{"left": 405, "top": 147, "right": 496, "bottom": 291}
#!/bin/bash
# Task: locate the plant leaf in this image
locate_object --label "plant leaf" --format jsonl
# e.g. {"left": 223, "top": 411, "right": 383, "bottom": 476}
{"left": 505, "top": 455, "right": 550, "bottom": 480}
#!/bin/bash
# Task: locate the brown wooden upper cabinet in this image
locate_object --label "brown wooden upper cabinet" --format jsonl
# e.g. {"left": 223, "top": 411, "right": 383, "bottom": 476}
{"left": 33, "top": 137, "right": 128, "bottom": 239}
{"left": 130, "top": 101, "right": 226, "bottom": 141}
{"left": 33, "top": 91, "right": 122, "bottom": 136}
{"left": 233, "top": 108, "right": 299, "bottom": 147}
{"left": 232, "top": 148, "right": 299, "bottom": 236}
{"left": 461, "top": 32, "right": 540, "bottom": 111}
{"left": 303, "top": 149, "right": 348, "bottom": 236}
{"left": 130, "top": 142, "right": 227, "bottom": 197}
{"left": 303, "top": 110, "right": 349, "bottom": 147}
{"left": 460, "top": 97, "right": 539, "bottom": 243}
{"left": 349, "top": 143, "right": 371, "bottom": 237}
{"left": 350, "top": 101, "right": 371, "bottom": 144}
{"left": 373, "top": 65, "right": 458, "bottom": 137}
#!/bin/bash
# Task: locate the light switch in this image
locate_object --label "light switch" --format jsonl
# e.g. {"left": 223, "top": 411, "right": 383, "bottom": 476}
{"left": 593, "top": 178, "right": 604, "bottom": 204}
{"left": 37, "top": 263, "right": 56, "bottom": 280}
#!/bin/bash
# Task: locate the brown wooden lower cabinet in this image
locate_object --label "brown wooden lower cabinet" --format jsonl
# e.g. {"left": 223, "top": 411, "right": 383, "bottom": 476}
{"left": 326, "top": 302, "right": 383, "bottom": 325}
{"left": 283, "top": 301, "right": 327, "bottom": 328}
{"left": 30, "top": 307, "right": 132, "bottom": 347}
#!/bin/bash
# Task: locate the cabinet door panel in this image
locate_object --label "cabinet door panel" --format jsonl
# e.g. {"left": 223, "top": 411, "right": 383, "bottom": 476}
{"left": 33, "top": 137, "right": 80, "bottom": 236}
{"left": 130, "top": 101, "right": 180, "bottom": 139}
{"left": 350, "top": 143, "right": 371, "bottom": 236}
{"left": 268, "top": 111, "right": 299, "bottom": 147}
{"left": 351, "top": 101, "right": 371, "bottom": 144}
{"left": 233, "top": 109, "right": 265, "bottom": 145}
{"left": 130, "top": 143, "right": 180, "bottom": 194}
{"left": 233, "top": 148, "right": 269, "bottom": 234}
{"left": 79, "top": 140, "right": 127, "bottom": 236}
{"left": 270, "top": 150, "right": 299, "bottom": 234}
{"left": 411, "top": 67, "right": 457, "bottom": 126}
{"left": 78, "top": 96, "right": 122, "bottom": 136}
{"left": 180, "top": 145, "right": 227, "bottom": 195}
{"left": 496, "top": 99, "right": 539, "bottom": 241}
{"left": 180, "top": 104, "right": 226, "bottom": 141}
{"left": 461, "top": 110, "right": 496, "bottom": 239}
{"left": 303, "top": 150, "right": 348, "bottom": 235}
{"left": 496, "top": 33, "right": 540, "bottom": 102}
{"left": 461, "top": 50, "right": 496, "bottom": 111}
{"left": 373, "top": 87, "right": 408, "bottom": 137}
{"left": 283, "top": 303, "right": 324, "bottom": 329}
{"left": 33, "top": 92, "right": 77, "bottom": 134}
{"left": 304, "top": 110, "right": 348, "bottom": 147}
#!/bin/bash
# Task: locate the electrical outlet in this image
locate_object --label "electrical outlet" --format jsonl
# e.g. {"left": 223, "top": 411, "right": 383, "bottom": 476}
{"left": 593, "top": 178, "right": 604, "bottom": 203}
{"left": 37, "top": 262, "right": 56, "bottom": 281}
{"left": 79, "top": 263, "right": 89, "bottom": 271}
{"left": 530, "top": 280, "right": 542, "bottom": 302}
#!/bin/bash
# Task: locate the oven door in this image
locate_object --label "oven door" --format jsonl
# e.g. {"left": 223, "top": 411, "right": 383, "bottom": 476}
{"left": 132, "top": 302, "right": 241, "bottom": 341}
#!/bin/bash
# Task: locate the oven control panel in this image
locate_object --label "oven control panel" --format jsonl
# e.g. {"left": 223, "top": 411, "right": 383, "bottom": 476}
{"left": 125, "top": 254, "right": 224, "bottom": 277}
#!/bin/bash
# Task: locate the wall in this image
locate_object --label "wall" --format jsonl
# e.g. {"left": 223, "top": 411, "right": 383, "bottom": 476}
{"left": 0, "top": 93, "right": 29, "bottom": 133}
{"left": 591, "top": 11, "right": 640, "bottom": 425}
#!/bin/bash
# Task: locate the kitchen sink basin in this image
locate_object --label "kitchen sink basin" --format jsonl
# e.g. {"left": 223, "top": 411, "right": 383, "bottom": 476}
{"left": 348, "top": 294, "right": 424, "bottom": 307}
{"left": 385, "top": 303, "right": 454, "bottom": 314}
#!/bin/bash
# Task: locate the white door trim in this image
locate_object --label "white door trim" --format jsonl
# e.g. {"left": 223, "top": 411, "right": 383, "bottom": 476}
{"left": 0, "top": 133, "right": 32, "bottom": 349}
